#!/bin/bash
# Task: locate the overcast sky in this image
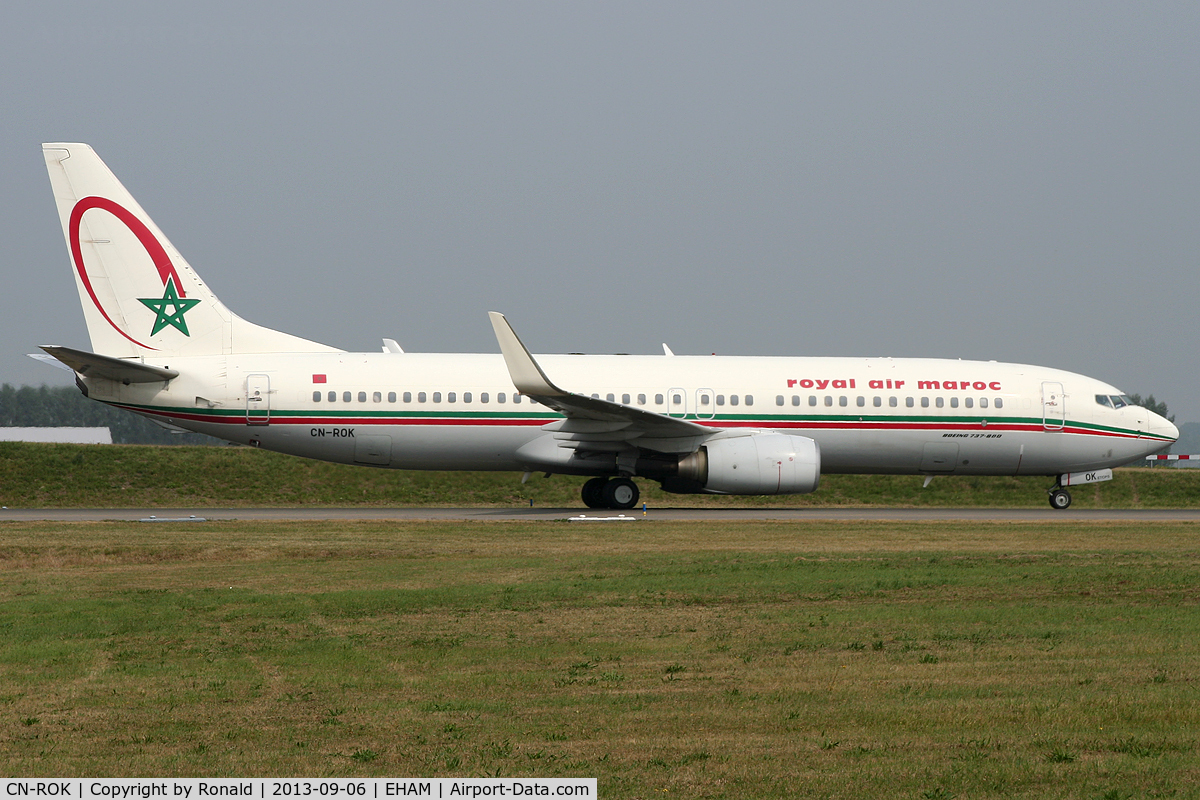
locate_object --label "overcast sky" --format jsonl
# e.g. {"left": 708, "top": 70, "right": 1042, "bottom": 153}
{"left": 3, "top": 2, "right": 1198, "bottom": 419}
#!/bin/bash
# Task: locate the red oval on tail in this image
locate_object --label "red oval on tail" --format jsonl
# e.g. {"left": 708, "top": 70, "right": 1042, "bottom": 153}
{"left": 68, "top": 196, "right": 186, "bottom": 351}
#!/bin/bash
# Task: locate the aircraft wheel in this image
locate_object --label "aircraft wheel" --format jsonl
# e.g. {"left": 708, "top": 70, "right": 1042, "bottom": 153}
{"left": 581, "top": 477, "right": 608, "bottom": 509}
{"left": 602, "top": 478, "right": 640, "bottom": 510}
{"left": 1049, "top": 489, "right": 1072, "bottom": 510}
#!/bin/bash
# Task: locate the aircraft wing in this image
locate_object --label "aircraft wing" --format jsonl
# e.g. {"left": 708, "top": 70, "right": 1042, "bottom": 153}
{"left": 39, "top": 345, "right": 179, "bottom": 384}
{"left": 489, "top": 312, "right": 712, "bottom": 454}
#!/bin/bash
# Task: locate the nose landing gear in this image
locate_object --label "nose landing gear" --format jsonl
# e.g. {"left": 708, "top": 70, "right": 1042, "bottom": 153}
{"left": 581, "top": 477, "right": 640, "bottom": 509}
{"left": 1048, "top": 485, "right": 1072, "bottom": 509}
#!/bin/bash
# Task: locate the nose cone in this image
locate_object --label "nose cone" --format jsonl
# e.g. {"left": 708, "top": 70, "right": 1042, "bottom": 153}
{"left": 1147, "top": 411, "right": 1179, "bottom": 445}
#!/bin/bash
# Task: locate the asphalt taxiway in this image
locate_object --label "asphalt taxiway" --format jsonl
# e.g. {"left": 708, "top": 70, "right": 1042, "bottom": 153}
{"left": 4, "top": 507, "right": 1200, "bottom": 522}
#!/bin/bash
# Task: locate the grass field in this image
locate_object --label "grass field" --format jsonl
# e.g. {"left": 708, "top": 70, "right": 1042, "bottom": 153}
{"left": 1, "top": 441, "right": 1198, "bottom": 508}
{"left": 0, "top": 518, "right": 1197, "bottom": 797}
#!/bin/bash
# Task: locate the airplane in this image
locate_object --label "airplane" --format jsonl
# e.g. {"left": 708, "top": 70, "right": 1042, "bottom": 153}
{"left": 35, "top": 143, "right": 1178, "bottom": 511}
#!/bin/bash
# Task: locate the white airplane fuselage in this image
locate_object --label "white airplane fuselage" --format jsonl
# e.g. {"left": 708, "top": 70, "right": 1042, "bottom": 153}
{"left": 91, "top": 350, "right": 1173, "bottom": 478}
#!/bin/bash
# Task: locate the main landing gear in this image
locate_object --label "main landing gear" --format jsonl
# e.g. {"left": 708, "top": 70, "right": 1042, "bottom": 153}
{"left": 1048, "top": 485, "right": 1072, "bottom": 510}
{"left": 581, "top": 477, "right": 641, "bottom": 510}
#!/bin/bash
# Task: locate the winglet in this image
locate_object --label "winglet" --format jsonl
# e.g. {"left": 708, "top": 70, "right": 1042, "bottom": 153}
{"left": 488, "top": 312, "right": 565, "bottom": 397}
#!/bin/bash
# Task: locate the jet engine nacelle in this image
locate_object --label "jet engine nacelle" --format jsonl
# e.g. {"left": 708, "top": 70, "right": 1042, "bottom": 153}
{"left": 677, "top": 433, "right": 821, "bottom": 495}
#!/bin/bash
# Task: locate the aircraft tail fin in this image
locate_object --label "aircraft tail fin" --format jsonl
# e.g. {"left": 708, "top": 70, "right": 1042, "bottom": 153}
{"left": 42, "top": 143, "right": 339, "bottom": 358}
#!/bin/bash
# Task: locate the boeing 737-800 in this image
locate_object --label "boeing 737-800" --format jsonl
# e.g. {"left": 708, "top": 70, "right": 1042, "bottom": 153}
{"left": 35, "top": 143, "right": 1178, "bottom": 509}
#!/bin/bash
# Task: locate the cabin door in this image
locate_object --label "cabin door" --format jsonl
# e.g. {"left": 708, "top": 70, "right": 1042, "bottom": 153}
{"left": 246, "top": 374, "right": 271, "bottom": 425}
{"left": 1041, "top": 382, "right": 1065, "bottom": 431}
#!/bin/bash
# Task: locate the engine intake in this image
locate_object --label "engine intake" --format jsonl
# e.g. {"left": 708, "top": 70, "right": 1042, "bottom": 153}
{"left": 676, "top": 433, "right": 820, "bottom": 495}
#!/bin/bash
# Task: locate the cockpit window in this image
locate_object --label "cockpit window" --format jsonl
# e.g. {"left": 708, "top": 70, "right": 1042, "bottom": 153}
{"left": 1111, "top": 395, "right": 1127, "bottom": 409}
{"left": 1118, "top": 394, "right": 1134, "bottom": 407}
{"left": 1095, "top": 394, "right": 1113, "bottom": 408}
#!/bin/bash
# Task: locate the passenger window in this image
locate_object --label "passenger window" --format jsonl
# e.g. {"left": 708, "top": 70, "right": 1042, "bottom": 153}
{"left": 513, "top": 394, "right": 522, "bottom": 404}
{"left": 655, "top": 394, "right": 664, "bottom": 405}
{"left": 949, "top": 397, "right": 958, "bottom": 408}
{"left": 357, "top": 391, "right": 366, "bottom": 403}
{"left": 433, "top": 392, "right": 442, "bottom": 403}
{"left": 373, "top": 391, "right": 382, "bottom": 403}
{"left": 343, "top": 391, "right": 352, "bottom": 403}
{"left": 464, "top": 392, "right": 472, "bottom": 403}
{"left": 606, "top": 393, "right": 615, "bottom": 402}
{"left": 623, "top": 393, "right": 631, "bottom": 404}
{"left": 995, "top": 398, "right": 1003, "bottom": 409}
{"left": 964, "top": 397, "right": 972, "bottom": 408}
{"left": 448, "top": 392, "right": 456, "bottom": 403}
{"left": 889, "top": 396, "right": 898, "bottom": 407}
{"left": 906, "top": 397, "right": 914, "bottom": 408}
{"left": 498, "top": 393, "right": 506, "bottom": 403}
{"left": 591, "top": 393, "right": 599, "bottom": 399}
{"left": 745, "top": 395, "right": 753, "bottom": 406}
{"left": 481, "top": 392, "right": 489, "bottom": 403}
{"left": 730, "top": 395, "right": 739, "bottom": 406}
{"left": 672, "top": 393, "right": 682, "bottom": 405}
{"left": 637, "top": 394, "right": 646, "bottom": 405}
{"left": 839, "top": 396, "right": 848, "bottom": 407}
{"left": 825, "top": 396, "right": 833, "bottom": 407}
{"left": 402, "top": 391, "right": 411, "bottom": 403}
{"left": 328, "top": 391, "right": 336, "bottom": 402}
{"left": 418, "top": 392, "right": 427, "bottom": 403}
{"left": 809, "top": 396, "right": 817, "bottom": 406}
{"left": 935, "top": 397, "right": 944, "bottom": 408}
{"left": 792, "top": 395, "right": 801, "bottom": 406}
{"left": 716, "top": 395, "right": 725, "bottom": 406}
{"left": 856, "top": 396, "right": 865, "bottom": 407}
{"left": 980, "top": 397, "right": 987, "bottom": 409}
{"left": 312, "top": 391, "right": 321, "bottom": 402}
{"left": 873, "top": 396, "right": 882, "bottom": 407}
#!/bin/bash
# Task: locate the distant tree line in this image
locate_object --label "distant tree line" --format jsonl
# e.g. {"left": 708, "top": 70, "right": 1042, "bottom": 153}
{"left": 0, "top": 384, "right": 223, "bottom": 445}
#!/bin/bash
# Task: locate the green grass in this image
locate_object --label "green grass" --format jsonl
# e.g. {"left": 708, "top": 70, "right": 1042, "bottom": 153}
{"left": 1, "top": 441, "right": 1197, "bottom": 507}
{"left": 0, "top": 519, "right": 1197, "bottom": 798}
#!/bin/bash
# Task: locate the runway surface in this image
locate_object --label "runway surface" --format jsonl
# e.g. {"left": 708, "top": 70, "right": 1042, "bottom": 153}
{"left": 4, "top": 506, "right": 1200, "bottom": 522}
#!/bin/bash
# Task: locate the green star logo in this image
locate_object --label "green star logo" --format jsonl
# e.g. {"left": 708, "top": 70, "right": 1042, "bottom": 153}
{"left": 138, "top": 277, "right": 201, "bottom": 336}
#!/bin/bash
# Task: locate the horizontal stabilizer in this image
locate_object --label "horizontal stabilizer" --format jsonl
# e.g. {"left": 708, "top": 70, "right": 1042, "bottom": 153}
{"left": 39, "top": 345, "right": 178, "bottom": 384}
{"left": 27, "top": 352, "right": 74, "bottom": 372}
